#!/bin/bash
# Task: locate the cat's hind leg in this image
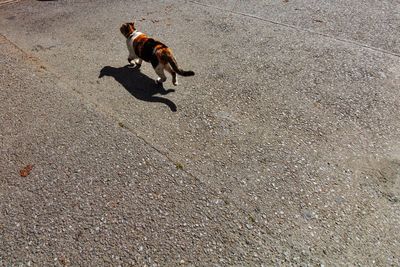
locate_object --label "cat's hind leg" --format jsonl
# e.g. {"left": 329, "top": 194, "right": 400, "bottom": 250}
{"left": 155, "top": 64, "right": 167, "bottom": 84}
{"left": 165, "top": 64, "right": 178, "bottom": 86}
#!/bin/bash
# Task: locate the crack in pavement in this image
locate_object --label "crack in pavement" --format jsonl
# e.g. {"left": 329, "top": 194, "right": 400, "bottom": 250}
{"left": 0, "top": 0, "right": 20, "bottom": 7}
{"left": 189, "top": 0, "right": 400, "bottom": 59}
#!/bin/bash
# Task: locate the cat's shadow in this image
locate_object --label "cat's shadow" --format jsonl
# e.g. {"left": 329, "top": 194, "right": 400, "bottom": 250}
{"left": 99, "top": 65, "right": 177, "bottom": 112}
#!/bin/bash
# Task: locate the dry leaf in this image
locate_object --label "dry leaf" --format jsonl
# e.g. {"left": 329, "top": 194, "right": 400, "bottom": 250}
{"left": 20, "top": 164, "right": 33, "bottom": 177}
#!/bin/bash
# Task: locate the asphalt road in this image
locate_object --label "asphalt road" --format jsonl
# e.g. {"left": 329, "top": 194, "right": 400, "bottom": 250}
{"left": 1, "top": 0, "right": 400, "bottom": 265}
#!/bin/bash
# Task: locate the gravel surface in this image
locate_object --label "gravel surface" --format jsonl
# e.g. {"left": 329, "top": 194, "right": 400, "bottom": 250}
{"left": 1, "top": 0, "right": 400, "bottom": 265}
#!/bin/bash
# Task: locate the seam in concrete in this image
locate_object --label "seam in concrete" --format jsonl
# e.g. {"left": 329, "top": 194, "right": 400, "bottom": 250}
{"left": 189, "top": 0, "right": 400, "bottom": 59}
{"left": 0, "top": 34, "right": 47, "bottom": 68}
{"left": 0, "top": 0, "right": 20, "bottom": 7}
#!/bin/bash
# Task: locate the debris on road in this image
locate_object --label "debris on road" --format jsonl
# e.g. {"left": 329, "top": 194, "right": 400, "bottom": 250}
{"left": 19, "top": 164, "right": 33, "bottom": 177}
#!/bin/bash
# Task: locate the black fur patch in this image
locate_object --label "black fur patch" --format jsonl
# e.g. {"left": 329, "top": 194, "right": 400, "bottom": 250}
{"left": 150, "top": 56, "right": 159, "bottom": 68}
{"left": 141, "top": 38, "right": 166, "bottom": 62}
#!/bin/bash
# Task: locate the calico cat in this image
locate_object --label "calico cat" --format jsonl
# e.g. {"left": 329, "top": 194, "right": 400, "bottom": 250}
{"left": 120, "top": 22, "right": 194, "bottom": 85}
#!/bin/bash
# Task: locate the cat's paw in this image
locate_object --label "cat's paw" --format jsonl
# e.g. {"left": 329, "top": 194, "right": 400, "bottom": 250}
{"left": 156, "top": 77, "right": 166, "bottom": 84}
{"left": 173, "top": 81, "right": 179, "bottom": 86}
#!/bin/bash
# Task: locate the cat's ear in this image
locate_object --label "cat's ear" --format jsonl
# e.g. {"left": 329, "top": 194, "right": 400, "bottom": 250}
{"left": 129, "top": 22, "right": 136, "bottom": 31}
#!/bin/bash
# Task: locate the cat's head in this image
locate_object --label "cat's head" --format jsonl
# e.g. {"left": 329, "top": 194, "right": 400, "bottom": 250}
{"left": 120, "top": 22, "right": 136, "bottom": 38}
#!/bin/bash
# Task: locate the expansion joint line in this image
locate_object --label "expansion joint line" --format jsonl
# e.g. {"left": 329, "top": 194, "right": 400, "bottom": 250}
{"left": 189, "top": 0, "right": 400, "bottom": 59}
{"left": 0, "top": 0, "right": 20, "bottom": 7}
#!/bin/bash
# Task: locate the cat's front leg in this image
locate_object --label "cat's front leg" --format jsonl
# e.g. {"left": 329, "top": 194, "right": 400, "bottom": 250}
{"left": 128, "top": 57, "right": 142, "bottom": 69}
{"left": 135, "top": 59, "right": 143, "bottom": 68}
{"left": 128, "top": 57, "right": 135, "bottom": 65}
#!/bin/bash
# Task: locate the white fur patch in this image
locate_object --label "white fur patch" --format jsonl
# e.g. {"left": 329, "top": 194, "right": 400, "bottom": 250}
{"left": 126, "top": 31, "right": 142, "bottom": 59}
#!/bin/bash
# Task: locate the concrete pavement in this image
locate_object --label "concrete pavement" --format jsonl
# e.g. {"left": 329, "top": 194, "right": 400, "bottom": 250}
{"left": 0, "top": 34, "right": 273, "bottom": 266}
{"left": 1, "top": 0, "right": 400, "bottom": 265}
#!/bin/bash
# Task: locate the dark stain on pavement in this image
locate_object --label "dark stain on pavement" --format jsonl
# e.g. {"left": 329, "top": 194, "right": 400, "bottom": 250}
{"left": 99, "top": 65, "right": 177, "bottom": 112}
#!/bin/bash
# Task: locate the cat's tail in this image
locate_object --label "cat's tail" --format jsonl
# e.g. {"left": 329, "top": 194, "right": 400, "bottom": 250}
{"left": 167, "top": 55, "right": 195, "bottom": 77}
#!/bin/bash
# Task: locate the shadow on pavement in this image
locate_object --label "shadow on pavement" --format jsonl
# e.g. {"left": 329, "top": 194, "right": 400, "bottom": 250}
{"left": 99, "top": 65, "right": 177, "bottom": 112}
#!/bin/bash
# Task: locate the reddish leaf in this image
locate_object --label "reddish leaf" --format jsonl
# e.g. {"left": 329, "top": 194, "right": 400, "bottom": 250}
{"left": 20, "top": 164, "right": 33, "bottom": 177}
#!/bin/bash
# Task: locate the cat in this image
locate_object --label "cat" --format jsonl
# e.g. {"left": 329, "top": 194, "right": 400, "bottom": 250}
{"left": 120, "top": 21, "right": 194, "bottom": 86}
